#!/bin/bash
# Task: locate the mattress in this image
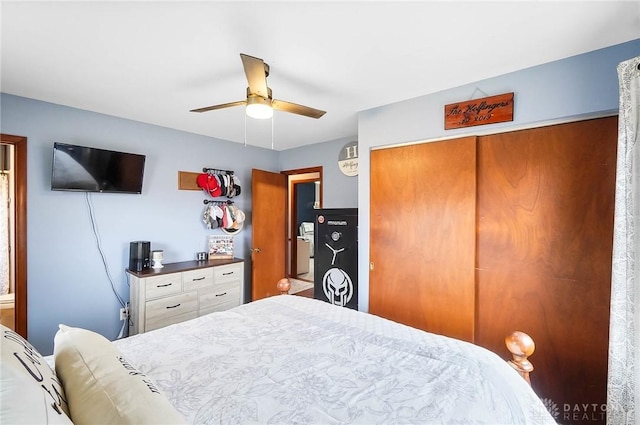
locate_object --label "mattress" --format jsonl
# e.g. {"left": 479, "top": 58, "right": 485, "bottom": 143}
{"left": 113, "top": 295, "right": 556, "bottom": 424}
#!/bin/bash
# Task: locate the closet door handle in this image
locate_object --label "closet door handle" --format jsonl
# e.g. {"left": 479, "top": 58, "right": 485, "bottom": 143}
{"left": 250, "top": 248, "right": 261, "bottom": 253}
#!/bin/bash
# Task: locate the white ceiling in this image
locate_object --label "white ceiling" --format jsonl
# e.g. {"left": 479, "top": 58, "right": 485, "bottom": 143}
{"left": 2, "top": 1, "right": 639, "bottom": 151}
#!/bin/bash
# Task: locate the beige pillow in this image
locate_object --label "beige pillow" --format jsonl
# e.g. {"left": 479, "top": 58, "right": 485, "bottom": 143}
{"left": 0, "top": 324, "right": 72, "bottom": 424}
{"left": 54, "top": 324, "right": 186, "bottom": 425}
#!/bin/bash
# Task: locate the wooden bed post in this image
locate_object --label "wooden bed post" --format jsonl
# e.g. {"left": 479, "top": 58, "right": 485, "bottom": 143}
{"left": 505, "top": 331, "right": 535, "bottom": 384}
{"left": 277, "top": 278, "right": 291, "bottom": 295}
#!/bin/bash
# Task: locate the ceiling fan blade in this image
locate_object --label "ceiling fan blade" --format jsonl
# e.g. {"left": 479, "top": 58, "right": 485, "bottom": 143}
{"left": 190, "top": 100, "right": 246, "bottom": 113}
{"left": 272, "top": 99, "right": 326, "bottom": 119}
{"left": 240, "top": 53, "right": 269, "bottom": 98}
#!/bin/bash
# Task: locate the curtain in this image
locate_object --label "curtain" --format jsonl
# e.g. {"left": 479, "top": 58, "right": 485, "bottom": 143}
{"left": 0, "top": 173, "right": 8, "bottom": 295}
{"left": 607, "top": 55, "right": 640, "bottom": 425}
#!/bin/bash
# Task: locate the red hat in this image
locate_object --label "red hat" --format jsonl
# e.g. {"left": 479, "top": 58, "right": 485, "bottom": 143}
{"left": 196, "top": 173, "right": 222, "bottom": 197}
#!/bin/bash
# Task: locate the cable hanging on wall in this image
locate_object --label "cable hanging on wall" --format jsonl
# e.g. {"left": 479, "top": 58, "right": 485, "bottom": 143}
{"left": 85, "top": 192, "right": 128, "bottom": 339}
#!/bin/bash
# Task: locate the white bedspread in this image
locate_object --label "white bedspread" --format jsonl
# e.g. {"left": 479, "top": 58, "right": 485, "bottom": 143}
{"left": 113, "top": 295, "right": 556, "bottom": 424}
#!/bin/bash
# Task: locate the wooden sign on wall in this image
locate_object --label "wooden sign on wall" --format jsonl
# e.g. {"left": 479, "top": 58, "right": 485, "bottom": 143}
{"left": 444, "top": 92, "right": 514, "bottom": 130}
{"left": 178, "top": 171, "right": 201, "bottom": 190}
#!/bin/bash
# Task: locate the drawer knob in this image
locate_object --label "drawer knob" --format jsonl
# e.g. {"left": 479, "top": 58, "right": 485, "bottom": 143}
{"left": 215, "top": 292, "right": 227, "bottom": 297}
{"left": 157, "top": 283, "right": 173, "bottom": 288}
{"left": 166, "top": 303, "right": 181, "bottom": 309}
{"left": 222, "top": 272, "right": 234, "bottom": 276}
{"left": 192, "top": 277, "right": 205, "bottom": 281}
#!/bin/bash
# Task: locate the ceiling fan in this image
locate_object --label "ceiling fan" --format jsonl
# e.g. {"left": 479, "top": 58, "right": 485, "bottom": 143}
{"left": 190, "top": 53, "right": 326, "bottom": 120}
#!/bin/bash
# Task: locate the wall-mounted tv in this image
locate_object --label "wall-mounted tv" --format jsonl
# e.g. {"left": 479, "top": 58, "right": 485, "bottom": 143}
{"left": 51, "top": 142, "right": 146, "bottom": 194}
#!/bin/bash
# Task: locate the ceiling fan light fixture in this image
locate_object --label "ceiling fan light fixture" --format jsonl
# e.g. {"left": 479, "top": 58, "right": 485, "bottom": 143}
{"left": 246, "top": 96, "right": 273, "bottom": 119}
{"left": 190, "top": 54, "right": 324, "bottom": 120}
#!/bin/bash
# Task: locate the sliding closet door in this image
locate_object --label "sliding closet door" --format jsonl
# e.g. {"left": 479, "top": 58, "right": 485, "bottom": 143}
{"left": 370, "top": 136, "right": 476, "bottom": 342}
{"left": 475, "top": 116, "right": 617, "bottom": 425}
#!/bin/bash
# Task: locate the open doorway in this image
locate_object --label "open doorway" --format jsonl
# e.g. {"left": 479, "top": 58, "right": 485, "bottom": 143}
{"left": 293, "top": 180, "right": 317, "bottom": 281}
{"left": 282, "top": 167, "right": 322, "bottom": 289}
{"left": 0, "top": 134, "right": 27, "bottom": 338}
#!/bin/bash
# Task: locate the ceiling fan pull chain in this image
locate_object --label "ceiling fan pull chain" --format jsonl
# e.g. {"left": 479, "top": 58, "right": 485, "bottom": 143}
{"left": 244, "top": 112, "right": 248, "bottom": 148}
{"left": 271, "top": 113, "right": 274, "bottom": 150}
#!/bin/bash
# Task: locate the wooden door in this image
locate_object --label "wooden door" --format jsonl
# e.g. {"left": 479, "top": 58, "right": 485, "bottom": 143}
{"left": 475, "top": 116, "right": 617, "bottom": 425}
{"left": 251, "top": 169, "right": 287, "bottom": 300}
{"left": 370, "top": 136, "right": 477, "bottom": 342}
{"left": 0, "top": 134, "right": 27, "bottom": 338}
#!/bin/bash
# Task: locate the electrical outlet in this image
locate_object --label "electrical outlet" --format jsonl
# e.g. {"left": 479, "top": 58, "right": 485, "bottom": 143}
{"left": 119, "top": 307, "right": 128, "bottom": 321}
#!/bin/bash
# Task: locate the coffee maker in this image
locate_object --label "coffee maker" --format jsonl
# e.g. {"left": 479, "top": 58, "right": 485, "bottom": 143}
{"left": 129, "top": 241, "right": 150, "bottom": 272}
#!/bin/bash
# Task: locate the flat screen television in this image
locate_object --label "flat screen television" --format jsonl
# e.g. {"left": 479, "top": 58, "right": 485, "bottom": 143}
{"left": 51, "top": 142, "right": 146, "bottom": 194}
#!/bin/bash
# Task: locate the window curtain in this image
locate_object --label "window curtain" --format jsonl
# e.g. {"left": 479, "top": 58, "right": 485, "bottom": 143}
{"left": 607, "top": 55, "right": 640, "bottom": 425}
{"left": 0, "top": 173, "right": 8, "bottom": 295}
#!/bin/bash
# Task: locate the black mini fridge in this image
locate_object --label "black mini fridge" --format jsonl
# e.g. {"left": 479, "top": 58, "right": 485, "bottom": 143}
{"left": 314, "top": 208, "right": 358, "bottom": 309}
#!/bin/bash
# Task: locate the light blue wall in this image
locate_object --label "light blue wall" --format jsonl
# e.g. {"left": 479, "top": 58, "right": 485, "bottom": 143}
{"left": 1, "top": 94, "right": 280, "bottom": 354}
{"left": 357, "top": 38, "right": 640, "bottom": 312}
{"left": 278, "top": 136, "right": 358, "bottom": 208}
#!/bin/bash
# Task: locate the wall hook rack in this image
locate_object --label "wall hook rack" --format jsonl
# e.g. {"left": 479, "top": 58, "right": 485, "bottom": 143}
{"left": 203, "top": 167, "right": 234, "bottom": 175}
{"left": 203, "top": 199, "right": 234, "bottom": 206}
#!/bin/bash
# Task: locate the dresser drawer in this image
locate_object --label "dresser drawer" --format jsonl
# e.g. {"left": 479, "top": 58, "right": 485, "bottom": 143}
{"left": 213, "top": 263, "right": 242, "bottom": 284}
{"left": 145, "top": 310, "right": 197, "bottom": 332}
{"left": 145, "top": 292, "right": 198, "bottom": 322}
{"left": 145, "top": 273, "right": 182, "bottom": 300}
{"left": 199, "top": 300, "right": 240, "bottom": 316}
{"left": 199, "top": 283, "right": 240, "bottom": 311}
{"left": 183, "top": 268, "right": 214, "bottom": 291}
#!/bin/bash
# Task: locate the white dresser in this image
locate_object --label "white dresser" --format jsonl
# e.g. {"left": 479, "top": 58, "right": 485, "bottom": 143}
{"left": 127, "top": 258, "right": 244, "bottom": 335}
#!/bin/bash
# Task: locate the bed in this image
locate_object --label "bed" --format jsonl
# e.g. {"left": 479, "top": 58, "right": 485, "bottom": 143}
{"left": 1, "top": 288, "right": 556, "bottom": 425}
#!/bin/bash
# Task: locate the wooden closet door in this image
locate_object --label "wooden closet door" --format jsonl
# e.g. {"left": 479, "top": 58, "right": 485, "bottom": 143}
{"left": 370, "top": 136, "right": 477, "bottom": 341}
{"left": 475, "top": 116, "right": 617, "bottom": 425}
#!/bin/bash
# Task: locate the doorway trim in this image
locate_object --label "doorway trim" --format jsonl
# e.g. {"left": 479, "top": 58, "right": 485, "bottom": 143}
{"left": 1, "top": 134, "right": 27, "bottom": 338}
{"left": 281, "top": 166, "right": 322, "bottom": 280}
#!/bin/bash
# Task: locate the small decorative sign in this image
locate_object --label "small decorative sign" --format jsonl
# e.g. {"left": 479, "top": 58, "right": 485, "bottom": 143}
{"left": 444, "top": 92, "right": 514, "bottom": 130}
{"left": 338, "top": 140, "right": 358, "bottom": 176}
{"left": 208, "top": 235, "right": 234, "bottom": 259}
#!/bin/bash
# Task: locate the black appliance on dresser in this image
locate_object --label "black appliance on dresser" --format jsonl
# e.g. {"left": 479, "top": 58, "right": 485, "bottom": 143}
{"left": 314, "top": 208, "right": 358, "bottom": 310}
{"left": 129, "top": 241, "right": 150, "bottom": 272}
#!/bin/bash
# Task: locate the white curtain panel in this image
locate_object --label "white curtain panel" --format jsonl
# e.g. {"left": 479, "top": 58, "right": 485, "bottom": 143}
{"left": 607, "top": 55, "right": 640, "bottom": 425}
{"left": 0, "top": 173, "right": 8, "bottom": 295}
